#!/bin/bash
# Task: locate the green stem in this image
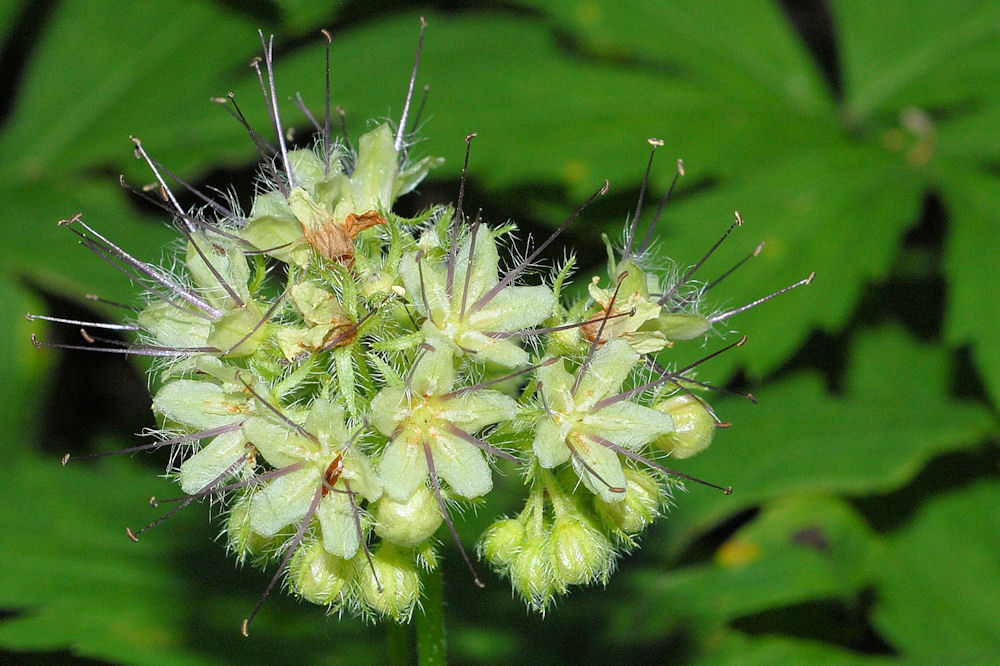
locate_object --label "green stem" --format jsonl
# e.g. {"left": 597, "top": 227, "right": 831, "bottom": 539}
{"left": 386, "top": 620, "right": 413, "bottom": 666}
{"left": 417, "top": 564, "right": 447, "bottom": 666}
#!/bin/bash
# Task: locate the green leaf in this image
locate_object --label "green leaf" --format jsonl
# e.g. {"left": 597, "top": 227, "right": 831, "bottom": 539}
{"left": 0, "top": 447, "right": 387, "bottom": 663}
{"left": 871, "top": 478, "right": 1000, "bottom": 660}
{"left": 656, "top": 325, "right": 995, "bottom": 554}
{"left": 942, "top": 171, "right": 1000, "bottom": 406}
{"left": 691, "top": 630, "right": 896, "bottom": 666}
{"left": 613, "top": 496, "right": 874, "bottom": 641}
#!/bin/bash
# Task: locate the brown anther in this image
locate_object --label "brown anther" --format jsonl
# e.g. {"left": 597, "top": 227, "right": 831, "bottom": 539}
{"left": 302, "top": 209, "right": 387, "bottom": 266}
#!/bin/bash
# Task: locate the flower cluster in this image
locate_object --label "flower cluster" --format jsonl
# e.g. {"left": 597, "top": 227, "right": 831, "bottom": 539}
{"left": 33, "top": 29, "right": 811, "bottom": 631}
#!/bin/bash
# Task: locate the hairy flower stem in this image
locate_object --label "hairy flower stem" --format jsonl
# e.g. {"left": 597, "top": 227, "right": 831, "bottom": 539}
{"left": 417, "top": 566, "right": 447, "bottom": 666}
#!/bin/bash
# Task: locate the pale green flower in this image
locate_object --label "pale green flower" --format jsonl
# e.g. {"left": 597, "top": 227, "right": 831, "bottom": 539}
{"left": 242, "top": 398, "right": 382, "bottom": 559}
{"left": 400, "top": 225, "right": 555, "bottom": 367}
{"left": 370, "top": 344, "right": 517, "bottom": 501}
{"left": 533, "top": 339, "right": 675, "bottom": 503}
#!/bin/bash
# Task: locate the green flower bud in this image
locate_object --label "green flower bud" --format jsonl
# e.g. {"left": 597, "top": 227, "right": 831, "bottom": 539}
{"left": 479, "top": 517, "right": 525, "bottom": 569}
{"left": 594, "top": 468, "right": 663, "bottom": 538}
{"left": 289, "top": 540, "right": 352, "bottom": 606}
{"left": 549, "top": 515, "right": 612, "bottom": 587}
{"left": 374, "top": 485, "right": 444, "bottom": 547}
{"left": 226, "top": 498, "right": 274, "bottom": 564}
{"left": 356, "top": 543, "right": 421, "bottom": 622}
{"left": 510, "top": 534, "right": 556, "bottom": 612}
{"left": 653, "top": 394, "right": 716, "bottom": 459}
{"left": 653, "top": 312, "right": 712, "bottom": 340}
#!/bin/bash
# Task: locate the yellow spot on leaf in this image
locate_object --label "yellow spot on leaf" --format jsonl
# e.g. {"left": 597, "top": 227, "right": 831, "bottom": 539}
{"left": 715, "top": 538, "right": 760, "bottom": 567}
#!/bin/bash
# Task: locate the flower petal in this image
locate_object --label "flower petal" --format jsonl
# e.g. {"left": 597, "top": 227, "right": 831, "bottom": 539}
{"left": 533, "top": 417, "right": 572, "bottom": 468}
{"left": 241, "top": 414, "right": 316, "bottom": 468}
{"left": 379, "top": 436, "right": 429, "bottom": 502}
{"left": 153, "top": 379, "right": 246, "bottom": 430}
{"left": 571, "top": 435, "right": 627, "bottom": 503}
{"left": 451, "top": 225, "right": 500, "bottom": 308}
{"left": 178, "top": 429, "right": 248, "bottom": 495}
{"left": 400, "top": 250, "right": 449, "bottom": 323}
{"left": 317, "top": 492, "right": 361, "bottom": 559}
{"left": 453, "top": 329, "right": 529, "bottom": 368}
{"left": 583, "top": 401, "right": 674, "bottom": 450}
{"left": 467, "top": 284, "right": 554, "bottom": 332}
{"left": 438, "top": 391, "right": 517, "bottom": 433}
{"left": 430, "top": 431, "right": 492, "bottom": 499}
{"left": 536, "top": 358, "right": 576, "bottom": 415}
{"left": 573, "top": 339, "right": 638, "bottom": 410}
{"left": 248, "top": 466, "right": 318, "bottom": 537}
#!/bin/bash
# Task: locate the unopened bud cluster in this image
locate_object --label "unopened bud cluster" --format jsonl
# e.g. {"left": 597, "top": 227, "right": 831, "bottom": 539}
{"left": 36, "top": 30, "right": 809, "bottom": 629}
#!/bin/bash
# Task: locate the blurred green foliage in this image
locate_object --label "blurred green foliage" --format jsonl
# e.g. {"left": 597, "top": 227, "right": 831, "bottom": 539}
{"left": 2, "top": 1, "right": 998, "bottom": 663}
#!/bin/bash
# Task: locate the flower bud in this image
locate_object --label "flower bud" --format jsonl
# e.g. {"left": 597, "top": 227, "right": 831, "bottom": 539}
{"left": 510, "top": 533, "right": 556, "bottom": 611}
{"left": 594, "top": 468, "right": 663, "bottom": 538}
{"left": 415, "top": 542, "right": 440, "bottom": 572}
{"left": 374, "top": 485, "right": 444, "bottom": 547}
{"left": 356, "top": 543, "right": 421, "bottom": 622}
{"left": 289, "top": 540, "right": 352, "bottom": 606}
{"left": 479, "top": 517, "right": 525, "bottom": 569}
{"left": 226, "top": 499, "right": 274, "bottom": 563}
{"left": 549, "top": 515, "right": 612, "bottom": 587}
{"left": 653, "top": 394, "right": 716, "bottom": 459}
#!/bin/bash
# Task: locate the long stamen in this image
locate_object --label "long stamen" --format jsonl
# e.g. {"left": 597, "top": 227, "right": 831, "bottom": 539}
{"left": 73, "top": 234, "right": 211, "bottom": 320}
{"left": 622, "top": 138, "right": 663, "bottom": 261}
{"left": 586, "top": 433, "right": 732, "bottom": 494}
{"left": 638, "top": 158, "right": 684, "bottom": 256}
{"left": 32, "top": 333, "right": 214, "bottom": 358}
{"left": 442, "top": 422, "right": 519, "bottom": 462}
{"left": 343, "top": 479, "right": 381, "bottom": 592}
{"left": 322, "top": 29, "right": 333, "bottom": 176}
{"left": 61, "top": 214, "right": 222, "bottom": 318}
{"left": 62, "top": 422, "right": 243, "bottom": 464}
{"left": 395, "top": 16, "right": 428, "bottom": 153}
{"left": 484, "top": 308, "right": 635, "bottom": 339}
{"left": 710, "top": 272, "right": 815, "bottom": 324}
{"left": 153, "top": 462, "right": 307, "bottom": 506}
{"left": 222, "top": 284, "right": 291, "bottom": 356}
{"left": 127, "top": 453, "right": 251, "bottom": 542}
{"left": 471, "top": 180, "right": 608, "bottom": 314}
{"left": 256, "top": 32, "right": 295, "bottom": 188}
{"left": 411, "top": 84, "right": 431, "bottom": 132}
{"left": 237, "top": 373, "right": 319, "bottom": 444}
{"left": 458, "top": 210, "right": 483, "bottom": 322}
{"left": 443, "top": 357, "right": 556, "bottom": 399}
{"left": 214, "top": 92, "right": 277, "bottom": 159}
{"left": 119, "top": 176, "right": 249, "bottom": 246}
{"left": 336, "top": 106, "right": 353, "bottom": 172}
{"left": 423, "top": 443, "right": 484, "bottom": 587}
{"left": 704, "top": 240, "right": 765, "bottom": 294}
{"left": 242, "top": 484, "right": 324, "bottom": 636}
{"left": 129, "top": 137, "right": 194, "bottom": 233}
{"left": 85, "top": 293, "right": 140, "bottom": 312}
{"left": 641, "top": 356, "right": 757, "bottom": 404}
{"left": 593, "top": 335, "right": 747, "bottom": 411}
{"left": 129, "top": 157, "right": 245, "bottom": 226}
{"left": 446, "top": 132, "right": 477, "bottom": 298}
{"left": 414, "top": 249, "right": 437, "bottom": 326}
{"left": 403, "top": 343, "right": 435, "bottom": 397}
{"left": 658, "top": 210, "right": 742, "bottom": 306}
{"left": 25, "top": 312, "right": 139, "bottom": 331}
